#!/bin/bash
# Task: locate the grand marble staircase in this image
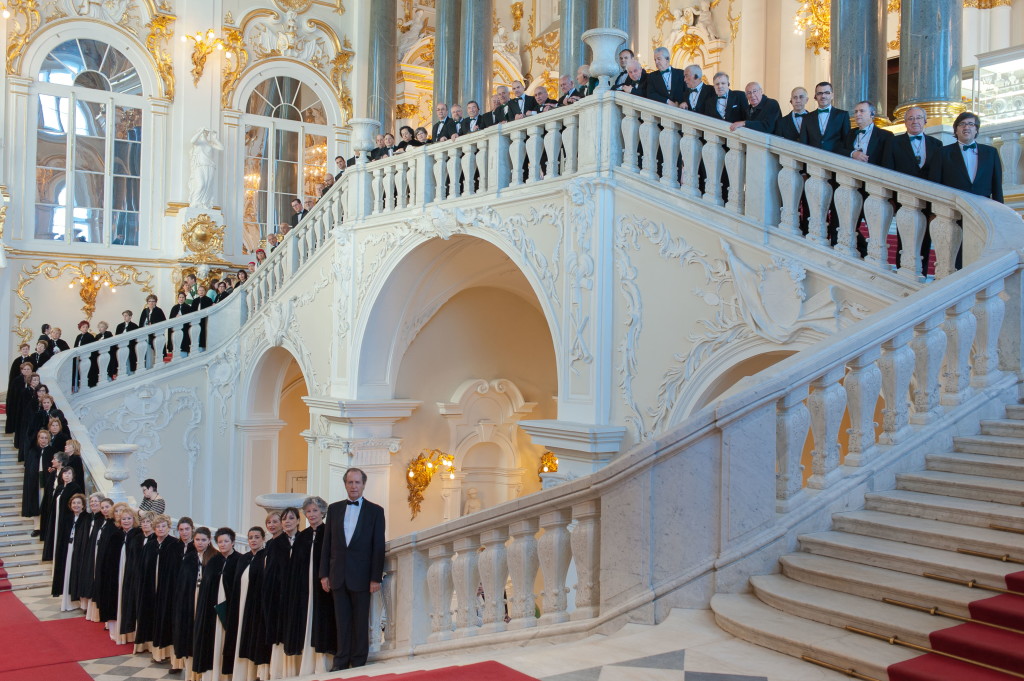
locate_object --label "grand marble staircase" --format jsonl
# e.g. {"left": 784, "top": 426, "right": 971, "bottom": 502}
{"left": 0, "top": 424, "right": 49, "bottom": 592}
{"left": 713, "top": 403, "right": 1024, "bottom": 679}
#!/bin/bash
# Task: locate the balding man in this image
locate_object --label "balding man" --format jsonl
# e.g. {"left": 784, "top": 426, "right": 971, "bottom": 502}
{"left": 431, "top": 102, "right": 457, "bottom": 142}
{"left": 507, "top": 80, "right": 538, "bottom": 121}
{"left": 619, "top": 58, "right": 649, "bottom": 98}
{"left": 775, "top": 87, "right": 810, "bottom": 141}
{"left": 557, "top": 75, "right": 575, "bottom": 106}
{"left": 681, "top": 64, "right": 714, "bottom": 116}
{"left": 731, "top": 82, "right": 781, "bottom": 133}
{"left": 646, "top": 47, "right": 687, "bottom": 106}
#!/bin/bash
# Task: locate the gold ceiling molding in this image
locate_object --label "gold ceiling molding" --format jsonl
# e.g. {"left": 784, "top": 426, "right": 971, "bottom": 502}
{"left": 963, "top": 0, "right": 1011, "bottom": 7}
{"left": 5, "top": 0, "right": 42, "bottom": 76}
{"left": 15, "top": 261, "right": 155, "bottom": 342}
{"left": 274, "top": 0, "right": 314, "bottom": 12}
{"left": 146, "top": 14, "right": 176, "bottom": 100}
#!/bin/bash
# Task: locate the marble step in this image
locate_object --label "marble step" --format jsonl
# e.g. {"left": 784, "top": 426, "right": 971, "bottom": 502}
{"left": 926, "top": 452, "right": 1024, "bottom": 481}
{"left": 832, "top": 509, "right": 1024, "bottom": 558}
{"left": 864, "top": 489, "right": 1024, "bottom": 531}
{"left": 798, "top": 531, "right": 1015, "bottom": 585}
{"left": 712, "top": 593, "right": 916, "bottom": 681}
{"left": 0, "top": 526, "right": 34, "bottom": 538}
{"left": 779, "top": 553, "right": 976, "bottom": 617}
{"left": 1005, "top": 404, "right": 1024, "bottom": 420}
{"left": 0, "top": 557, "right": 43, "bottom": 569}
{"left": 0, "top": 537, "right": 40, "bottom": 550}
{"left": 3, "top": 575, "right": 52, "bottom": 592}
{"left": 0, "top": 546, "right": 42, "bottom": 560}
{"left": 750, "top": 574, "right": 940, "bottom": 648}
{"left": 951, "top": 435, "right": 1024, "bottom": 459}
{"left": 3, "top": 564, "right": 50, "bottom": 581}
{"left": 979, "top": 419, "right": 1024, "bottom": 439}
{"left": 897, "top": 470, "right": 1024, "bottom": 506}
{"left": 0, "top": 517, "right": 33, "bottom": 528}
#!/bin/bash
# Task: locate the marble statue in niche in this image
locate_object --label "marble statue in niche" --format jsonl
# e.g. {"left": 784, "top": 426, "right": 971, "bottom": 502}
{"left": 463, "top": 487, "right": 483, "bottom": 515}
{"left": 188, "top": 128, "right": 223, "bottom": 210}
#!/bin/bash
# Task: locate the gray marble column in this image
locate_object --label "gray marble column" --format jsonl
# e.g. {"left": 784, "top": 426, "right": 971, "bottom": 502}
{"left": 433, "top": 0, "right": 460, "bottom": 114}
{"left": 457, "top": 0, "right": 492, "bottom": 107}
{"left": 830, "top": 0, "right": 886, "bottom": 118}
{"left": 897, "top": 0, "right": 962, "bottom": 120}
{"left": 594, "top": 0, "right": 637, "bottom": 53}
{"left": 366, "top": 0, "right": 397, "bottom": 133}
{"left": 560, "top": 0, "right": 592, "bottom": 76}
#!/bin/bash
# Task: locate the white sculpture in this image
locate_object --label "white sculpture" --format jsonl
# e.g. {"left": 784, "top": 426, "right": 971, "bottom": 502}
{"left": 188, "top": 128, "right": 223, "bottom": 210}
{"left": 398, "top": 9, "right": 428, "bottom": 63}
{"left": 686, "top": 0, "right": 720, "bottom": 42}
{"left": 463, "top": 487, "right": 483, "bottom": 515}
{"left": 493, "top": 25, "right": 521, "bottom": 73}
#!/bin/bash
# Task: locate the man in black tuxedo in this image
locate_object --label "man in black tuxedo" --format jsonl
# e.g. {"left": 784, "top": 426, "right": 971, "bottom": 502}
{"left": 567, "top": 66, "right": 591, "bottom": 102}
{"left": 703, "top": 72, "right": 746, "bottom": 123}
{"left": 847, "top": 100, "right": 895, "bottom": 257}
{"left": 681, "top": 64, "right": 714, "bottom": 116}
{"left": 334, "top": 155, "right": 346, "bottom": 180}
{"left": 115, "top": 310, "right": 139, "bottom": 374}
{"left": 557, "top": 75, "right": 576, "bottom": 106}
{"left": 611, "top": 48, "right": 634, "bottom": 90}
{"left": 448, "top": 105, "right": 465, "bottom": 139}
{"left": 929, "top": 111, "right": 1003, "bottom": 203}
{"left": 774, "top": 87, "right": 810, "bottom": 141}
{"left": 431, "top": 102, "right": 457, "bottom": 142}
{"left": 731, "top": 82, "right": 781, "bottom": 134}
{"left": 320, "top": 468, "right": 385, "bottom": 671}
{"left": 289, "top": 197, "right": 308, "bottom": 226}
{"left": 890, "top": 107, "right": 943, "bottom": 275}
{"left": 799, "top": 81, "right": 850, "bottom": 153}
{"left": 619, "top": 59, "right": 649, "bottom": 98}
{"left": 459, "top": 100, "right": 485, "bottom": 134}
{"left": 645, "top": 47, "right": 687, "bottom": 106}
{"left": 507, "top": 80, "right": 539, "bottom": 121}
{"left": 368, "top": 134, "right": 387, "bottom": 160}
{"left": 481, "top": 93, "right": 502, "bottom": 128}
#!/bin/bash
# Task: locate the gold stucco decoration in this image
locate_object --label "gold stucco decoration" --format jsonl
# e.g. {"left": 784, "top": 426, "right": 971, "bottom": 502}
{"left": 181, "top": 214, "right": 226, "bottom": 264}
{"left": 6, "top": 0, "right": 41, "bottom": 76}
{"left": 146, "top": 13, "right": 176, "bottom": 100}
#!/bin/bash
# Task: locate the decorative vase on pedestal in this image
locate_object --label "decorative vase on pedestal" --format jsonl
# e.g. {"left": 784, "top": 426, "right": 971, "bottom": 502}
{"left": 98, "top": 444, "right": 139, "bottom": 504}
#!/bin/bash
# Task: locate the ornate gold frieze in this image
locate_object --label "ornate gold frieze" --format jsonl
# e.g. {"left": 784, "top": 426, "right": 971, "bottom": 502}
{"left": 15, "top": 261, "right": 155, "bottom": 341}
{"left": 181, "top": 213, "right": 226, "bottom": 264}
{"left": 220, "top": 27, "right": 248, "bottom": 108}
{"left": 964, "top": 0, "right": 1011, "bottom": 7}
{"left": 146, "top": 13, "right": 176, "bottom": 100}
{"left": 511, "top": 1, "right": 524, "bottom": 31}
{"left": 274, "top": 0, "right": 314, "bottom": 12}
{"left": 892, "top": 101, "right": 967, "bottom": 126}
{"left": 6, "top": 0, "right": 42, "bottom": 76}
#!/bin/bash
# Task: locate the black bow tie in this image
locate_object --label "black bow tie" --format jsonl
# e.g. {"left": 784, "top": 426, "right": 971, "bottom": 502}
{"left": 718, "top": 95, "right": 727, "bottom": 100}
{"left": 661, "top": 69, "right": 670, "bottom": 74}
{"left": 346, "top": 500, "right": 360, "bottom": 506}
{"left": 817, "top": 108, "right": 830, "bottom": 114}
{"left": 794, "top": 112, "right": 808, "bottom": 117}
{"left": 962, "top": 142, "right": 977, "bottom": 151}
{"left": 909, "top": 135, "right": 922, "bottom": 141}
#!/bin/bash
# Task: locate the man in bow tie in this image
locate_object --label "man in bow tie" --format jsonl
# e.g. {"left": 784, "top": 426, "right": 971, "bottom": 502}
{"left": 681, "top": 64, "right": 714, "bottom": 116}
{"left": 930, "top": 111, "right": 1002, "bottom": 203}
{"left": 431, "top": 102, "right": 457, "bottom": 143}
{"left": 891, "top": 107, "right": 943, "bottom": 277}
{"left": 847, "top": 100, "right": 893, "bottom": 167}
{"left": 646, "top": 47, "right": 687, "bottom": 106}
{"left": 774, "top": 87, "right": 809, "bottom": 141}
{"left": 730, "top": 81, "right": 781, "bottom": 134}
{"left": 798, "top": 81, "right": 850, "bottom": 153}
{"left": 320, "top": 468, "right": 386, "bottom": 671}
{"left": 702, "top": 71, "right": 746, "bottom": 123}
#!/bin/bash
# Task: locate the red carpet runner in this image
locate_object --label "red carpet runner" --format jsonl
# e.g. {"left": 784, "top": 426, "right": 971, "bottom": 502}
{"left": 0, "top": 591, "right": 132, "bottom": 674}
{"left": 326, "top": 661, "right": 539, "bottom": 681}
{"left": 888, "top": 570, "right": 1024, "bottom": 680}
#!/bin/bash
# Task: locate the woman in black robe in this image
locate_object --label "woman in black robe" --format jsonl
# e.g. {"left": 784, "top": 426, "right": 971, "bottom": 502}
{"left": 264, "top": 507, "right": 318, "bottom": 677}
{"left": 92, "top": 320, "right": 114, "bottom": 383}
{"left": 103, "top": 506, "right": 141, "bottom": 643}
{"left": 52, "top": 492, "right": 89, "bottom": 610}
{"left": 38, "top": 451, "right": 65, "bottom": 543}
{"left": 30, "top": 394, "right": 66, "bottom": 451}
{"left": 21, "top": 428, "right": 51, "bottom": 518}
{"left": 172, "top": 525, "right": 205, "bottom": 674}
{"left": 31, "top": 340, "right": 51, "bottom": 371}
{"left": 303, "top": 498, "right": 337, "bottom": 668}
{"left": 47, "top": 417, "right": 69, "bottom": 456}
{"left": 137, "top": 514, "right": 182, "bottom": 662}
{"left": 44, "top": 465, "right": 81, "bottom": 562}
{"left": 119, "top": 511, "right": 154, "bottom": 646}
{"left": 96, "top": 503, "right": 130, "bottom": 624}
{"left": 80, "top": 495, "right": 112, "bottom": 620}
{"left": 168, "top": 291, "right": 192, "bottom": 356}
{"left": 18, "top": 383, "right": 49, "bottom": 462}
{"left": 62, "top": 439, "right": 85, "bottom": 492}
{"left": 193, "top": 527, "right": 240, "bottom": 679}
{"left": 71, "top": 321, "right": 94, "bottom": 392}
{"left": 231, "top": 527, "right": 269, "bottom": 681}
{"left": 6, "top": 346, "right": 31, "bottom": 434}
{"left": 13, "top": 371, "right": 40, "bottom": 456}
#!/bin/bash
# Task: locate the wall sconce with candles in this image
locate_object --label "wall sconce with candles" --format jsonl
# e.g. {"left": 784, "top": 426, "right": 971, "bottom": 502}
{"left": 406, "top": 449, "right": 455, "bottom": 520}
{"left": 538, "top": 451, "right": 559, "bottom": 481}
{"left": 182, "top": 29, "right": 235, "bottom": 87}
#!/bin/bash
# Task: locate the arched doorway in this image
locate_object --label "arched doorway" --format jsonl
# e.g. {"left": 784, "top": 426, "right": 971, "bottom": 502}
{"left": 239, "top": 345, "right": 310, "bottom": 525}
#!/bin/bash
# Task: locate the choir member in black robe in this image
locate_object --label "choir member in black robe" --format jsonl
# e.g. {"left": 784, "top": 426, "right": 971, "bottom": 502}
{"left": 52, "top": 492, "right": 89, "bottom": 610}
{"left": 168, "top": 291, "right": 192, "bottom": 356}
{"left": 6, "top": 346, "right": 31, "bottom": 434}
{"left": 81, "top": 496, "right": 113, "bottom": 620}
{"left": 120, "top": 512, "right": 154, "bottom": 646}
{"left": 192, "top": 528, "right": 231, "bottom": 679}
{"left": 14, "top": 373, "right": 41, "bottom": 457}
{"left": 92, "top": 320, "right": 114, "bottom": 383}
{"left": 47, "top": 417, "right": 68, "bottom": 454}
{"left": 31, "top": 340, "right": 51, "bottom": 371}
{"left": 71, "top": 321, "right": 94, "bottom": 392}
{"left": 31, "top": 394, "right": 67, "bottom": 453}
{"left": 38, "top": 451, "right": 65, "bottom": 544}
{"left": 192, "top": 284, "right": 214, "bottom": 351}
{"left": 304, "top": 497, "right": 337, "bottom": 666}
{"left": 96, "top": 503, "right": 131, "bottom": 625}
{"left": 19, "top": 383, "right": 51, "bottom": 462}
{"left": 172, "top": 525, "right": 206, "bottom": 674}
{"left": 114, "top": 310, "right": 139, "bottom": 376}
{"left": 44, "top": 465, "right": 81, "bottom": 562}
{"left": 62, "top": 439, "right": 85, "bottom": 496}
{"left": 232, "top": 527, "right": 269, "bottom": 681}
{"left": 138, "top": 514, "right": 182, "bottom": 662}
{"left": 106, "top": 507, "right": 141, "bottom": 643}
{"left": 21, "top": 428, "right": 51, "bottom": 518}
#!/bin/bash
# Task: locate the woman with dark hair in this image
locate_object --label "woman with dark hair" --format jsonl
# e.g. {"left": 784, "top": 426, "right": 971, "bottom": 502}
{"left": 71, "top": 320, "right": 95, "bottom": 391}
{"left": 8, "top": 362, "right": 33, "bottom": 446}
{"left": 52, "top": 492, "right": 89, "bottom": 610}
{"left": 232, "top": 526, "right": 269, "bottom": 681}
{"left": 395, "top": 125, "right": 416, "bottom": 152}
{"left": 168, "top": 291, "right": 192, "bottom": 357}
{"left": 138, "top": 514, "right": 182, "bottom": 663}
{"left": 6, "top": 345, "right": 32, "bottom": 434}
{"left": 31, "top": 393, "right": 66, "bottom": 444}
{"left": 15, "top": 373, "right": 42, "bottom": 460}
{"left": 264, "top": 506, "right": 319, "bottom": 677}
{"left": 236, "top": 270, "right": 249, "bottom": 287}
{"left": 30, "top": 340, "right": 51, "bottom": 370}
{"left": 82, "top": 496, "right": 113, "bottom": 621}
{"left": 38, "top": 451, "right": 65, "bottom": 545}
{"left": 102, "top": 506, "right": 141, "bottom": 643}
{"left": 193, "top": 527, "right": 240, "bottom": 680}
{"left": 172, "top": 525, "right": 208, "bottom": 676}
{"left": 413, "top": 127, "right": 429, "bottom": 145}
{"left": 21, "top": 428, "right": 51, "bottom": 519}
{"left": 44, "top": 466, "right": 82, "bottom": 563}
{"left": 47, "top": 416, "right": 69, "bottom": 454}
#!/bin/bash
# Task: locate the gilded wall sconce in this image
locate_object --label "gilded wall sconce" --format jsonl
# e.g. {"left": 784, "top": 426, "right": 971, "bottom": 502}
{"left": 406, "top": 449, "right": 455, "bottom": 520}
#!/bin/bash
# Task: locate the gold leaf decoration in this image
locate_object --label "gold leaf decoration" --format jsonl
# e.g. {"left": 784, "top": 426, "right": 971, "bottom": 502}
{"left": 220, "top": 28, "right": 248, "bottom": 108}
{"left": 146, "top": 13, "right": 176, "bottom": 100}
{"left": 6, "top": 0, "right": 42, "bottom": 76}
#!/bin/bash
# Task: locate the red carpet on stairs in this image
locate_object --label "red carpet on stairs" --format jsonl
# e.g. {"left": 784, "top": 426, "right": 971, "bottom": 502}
{"left": 324, "top": 661, "right": 539, "bottom": 681}
{"left": 888, "top": 570, "right": 1024, "bottom": 681}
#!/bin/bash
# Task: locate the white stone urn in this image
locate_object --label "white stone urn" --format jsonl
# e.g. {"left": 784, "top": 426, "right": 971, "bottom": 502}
{"left": 348, "top": 117, "right": 381, "bottom": 162}
{"left": 255, "top": 492, "right": 308, "bottom": 514}
{"left": 98, "top": 443, "right": 138, "bottom": 504}
{"left": 583, "top": 28, "right": 629, "bottom": 92}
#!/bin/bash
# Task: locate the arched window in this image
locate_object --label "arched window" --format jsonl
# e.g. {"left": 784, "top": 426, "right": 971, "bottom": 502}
{"left": 241, "top": 76, "right": 330, "bottom": 240}
{"left": 34, "top": 38, "right": 146, "bottom": 246}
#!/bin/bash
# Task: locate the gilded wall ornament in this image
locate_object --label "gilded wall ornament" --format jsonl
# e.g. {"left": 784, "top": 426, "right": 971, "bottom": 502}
{"left": 273, "top": 0, "right": 314, "bottom": 13}
{"left": 6, "top": 0, "right": 42, "bottom": 76}
{"left": 181, "top": 213, "right": 226, "bottom": 264}
{"left": 146, "top": 13, "right": 176, "bottom": 100}
{"left": 220, "top": 27, "right": 248, "bottom": 108}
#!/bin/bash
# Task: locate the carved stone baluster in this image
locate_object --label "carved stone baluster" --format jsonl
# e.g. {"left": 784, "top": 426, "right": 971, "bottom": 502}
{"left": 896, "top": 194, "right": 927, "bottom": 280}
{"left": 807, "top": 366, "right": 846, "bottom": 490}
{"left": 620, "top": 105, "right": 639, "bottom": 171}
{"left": 724, "top": 143, "right": 746, "bottom": 215}
{"left": 930, "top": 204, "right": 962, "bottom": 279}
{"left": 832, "top": 172, "right": 863, "bottom": 259}
{"left": 451, "top": 536, "right": 481, "bottom": 637}
{"left": 1001, "top": 132, "right": 1021, "bottom": 185}
{"left": 506, "top": 518, "right": 539, "bottom": 630}
{"left": 475, "top": 138, "right": 489, "bottom": 191}
{"left": 941, "top": 297, "right": 977, "bottom": 406}
{"left": 380, "top": 557, "right": 397, "bottom": 649}
{"left": 878, "top": 330, "right": 914, "bottom": 445}
{"left": 368, "top": 583, "right": 384, "bottom": 653}
{"left": 910, "top": 312, "right": 946, "bottom": 425}
{"left": 426, "top": 543, "right": 454, "bottom": 642}
{"left": 371, "top": 167, "right": 383, "bottom": 214}
{"left": 562, "top": 114, "right": 579, "bottom": 175}
{"left": 569, "top": 500, "right": 600, "bottom": 620}
{"left": 701, "top": 134, "right": 726, "bottom": 206}
{"left": 527, "top": 123, "right": 545, "bottom": 182}
{"left": 407, "top": 159, "right": 418, "bottom": 205}
{"left": 659, "top": 119, "right": 681, "bottom": 190}
{"left": 508, "top": 129, "right": 527, "bottom": 186}
{"left": 843, "top": 349, "right": 881, "bottom": 467}
{"left": 491, "top": 132, "right": 511, "bottom": 191}
{"left": 116, "top": 343, "right": 130, "bottom": 377}
{"left": 776, "top": 387, "right": 810, "bottom": 510}
{"left": 383, "top": 163, "right": 396, "bottom": 211}
{"left": 680, "top": 125, "right": 703, "bottom": 198}
{"left": 97, "top": 345, "right": 111, "bottom": 382}
{"left": 640, "top": 114, "right": 660, "bottom": 182}
{"left": 537, "top": 509, "right": 572, "bottom": 626}
{"left": 777, "top": 155, "right": 805, "bottom": 236}
{"left": 461, "top": 143, "right": 477, "bottom": 196}
{"left": 803, "top": 164, "right": 833, "bottom": 247}
{"left": 864, "top": 181, "right": 894, "bottom": 270}
{"left": 477, "top": 528, "right": 509, "bottom": 634}
{"left": 396, "top": 162, "right": 409, "bottom": 209}
{"left": 544, "top": 121, "right": 562, "bottom": 179}
{"left": 165, "top": 327, "right": 176, "bottom": 364}
{"left": 434, "top": 149, "right": 449, "bottom": 201}
{"left": 448, "top": 147, "right": 463, "bottom": 198}
{"left": 972, "top": 281, "right": 1007, "bottom": 388}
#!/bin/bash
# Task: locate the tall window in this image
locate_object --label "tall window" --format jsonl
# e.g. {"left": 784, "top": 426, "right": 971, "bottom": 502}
{"left": 242, "top": 76, "right": 329, "bottom": 240}
{"left": 34, "top": 39, "right": 145, "bottom": 246}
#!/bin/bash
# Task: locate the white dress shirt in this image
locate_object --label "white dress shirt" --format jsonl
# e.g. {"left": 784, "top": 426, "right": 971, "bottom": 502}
{"left": 960, "top": 143, "right": 979, "bottom": 182}
{"left": 908, "top": 134, "right": 926, "bottom": 168}
{"left": 344, "top": 498, "right": 362, "bottom": 545}
{"left": 688, "top": 84, "right": 703, "bottom": 109}
{"left": 853, "top": 124, "right": 874, "bottom": 155}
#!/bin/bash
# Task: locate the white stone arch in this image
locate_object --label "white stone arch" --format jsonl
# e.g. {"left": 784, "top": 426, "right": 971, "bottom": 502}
{"left": 231, "top": 60, "right": 344, "bottom": 127}
{"left": 350, "top": 230, "right": 563, "bottom": 401}
{"left": 20, "top": 21, "right": 162, "bottom": 97}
